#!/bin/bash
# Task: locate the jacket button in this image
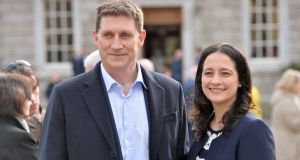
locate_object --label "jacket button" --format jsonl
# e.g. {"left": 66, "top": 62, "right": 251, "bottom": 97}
{"left": 111, "top": 152, "right": 118, "bottom": 160}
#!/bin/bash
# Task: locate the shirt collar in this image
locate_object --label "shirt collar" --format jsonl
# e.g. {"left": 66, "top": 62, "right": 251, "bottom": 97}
{"left": 100, "top": 63, "right": 147, "bottom": 92}
{"left": 15, "top": 117, "right": 30, "bottom": 133}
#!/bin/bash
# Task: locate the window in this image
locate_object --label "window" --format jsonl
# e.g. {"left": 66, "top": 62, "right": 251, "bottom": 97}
{"left": 250, "top": 0, "right": 278, "bottom": 58}
{"left": 44, "top": 0, "right": 73, "bottom": 62}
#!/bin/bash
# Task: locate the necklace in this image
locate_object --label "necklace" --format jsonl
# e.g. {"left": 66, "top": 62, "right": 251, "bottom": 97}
{"left": 211, "top": 119, "right": 223, "bottom": 131}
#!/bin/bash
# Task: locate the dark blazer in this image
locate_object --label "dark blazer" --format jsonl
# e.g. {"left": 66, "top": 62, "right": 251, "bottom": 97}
{"left": 0, "top": 116, "right": 38, "bottom": 160}
{"left": 39, "top": 62, "right": 189, "bottom": 160}
{"left": 185, "top": 113, "right": 275, "bottom": 160}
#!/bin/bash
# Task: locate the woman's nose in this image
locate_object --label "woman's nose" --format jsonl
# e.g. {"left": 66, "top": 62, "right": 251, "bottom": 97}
{"left": 30, "top": 94, "right": 37, "bottom": 105}
{"left": 211, "top": 74, "right": 221, "bottom": 84}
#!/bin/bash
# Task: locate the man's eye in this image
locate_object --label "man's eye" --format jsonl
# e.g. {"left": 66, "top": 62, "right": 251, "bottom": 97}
{"left": 120, "top": 33, "right": 131, "bottom": 38}
{"left": 102, "top": 33, "right": 112, "bottom": 38}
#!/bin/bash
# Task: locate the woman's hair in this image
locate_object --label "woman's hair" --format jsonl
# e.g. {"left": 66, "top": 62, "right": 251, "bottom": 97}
{"left": 0, "top": 73, "right": 33, "bottom": 118}
{"left": 275, "top": 69, "right": 300, "bottom": 93}
{"left": 190, "top": 42, "right": 252, "bottom": 141}
{"left": 2, "top": 60, "right": 39, "bottom": 90}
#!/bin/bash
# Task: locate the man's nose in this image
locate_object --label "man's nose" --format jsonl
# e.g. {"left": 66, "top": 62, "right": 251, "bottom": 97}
{"left": 111, "top": 37, "right": 123, "bottom": 49}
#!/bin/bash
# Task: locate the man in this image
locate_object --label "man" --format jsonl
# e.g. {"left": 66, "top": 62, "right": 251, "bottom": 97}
{"left": 39, "top": 1, "right": 189, "bottom": 160}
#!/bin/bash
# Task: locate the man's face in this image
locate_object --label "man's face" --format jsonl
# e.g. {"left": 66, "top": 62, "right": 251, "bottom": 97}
{"left": 93, "top": 16, "right": 146, "bottom": 72}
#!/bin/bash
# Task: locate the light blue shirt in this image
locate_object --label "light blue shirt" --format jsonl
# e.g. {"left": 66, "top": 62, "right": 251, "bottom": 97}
{"left": 101, "top": 63, "right": 149, "bottom": 160}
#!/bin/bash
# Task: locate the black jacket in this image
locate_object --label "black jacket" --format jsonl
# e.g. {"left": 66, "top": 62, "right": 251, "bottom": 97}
{"left": 39, "top": 62, "right": 189, "bottom": 160}
{"left": 0, "top": 116, "right": 38, "bottom": 160}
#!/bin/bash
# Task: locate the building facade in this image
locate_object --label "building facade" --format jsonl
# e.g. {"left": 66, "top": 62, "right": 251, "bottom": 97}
{"left": 1, "top": 0, "right": 300, "bottom": 110}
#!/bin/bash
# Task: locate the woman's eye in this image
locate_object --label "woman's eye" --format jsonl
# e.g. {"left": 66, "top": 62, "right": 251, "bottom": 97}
{"left": 222, "top": 72, "right": 231, "bottom": 76}
{"left": 203, "top": 72, "right": 213, "bottom": 76}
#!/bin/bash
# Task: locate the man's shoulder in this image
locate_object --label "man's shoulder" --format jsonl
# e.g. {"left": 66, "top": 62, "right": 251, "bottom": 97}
{"left": 148, "top": 71, "right": 179, "bottom": 86}
{"left": 56, "top": 71, "right": 96, "bottom": 90}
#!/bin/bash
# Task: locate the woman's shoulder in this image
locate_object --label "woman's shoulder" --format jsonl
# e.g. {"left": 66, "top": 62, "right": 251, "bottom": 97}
{"left": 229, "top": 113, "right": 272, "bottom": 139}
{"left": 239, "top": 113, "right": 269, "bottom": 128}
{"left": 0, "top": 118, "right": 38, "bottom": 159}
{"left": 237, "top": 113, "right": 272, "bottom": 138}
{"left": 236, "top": 114, "right": 275, "bottom": 159}
{"left": 0, "top": 117, "right": 34, "bottom": 140}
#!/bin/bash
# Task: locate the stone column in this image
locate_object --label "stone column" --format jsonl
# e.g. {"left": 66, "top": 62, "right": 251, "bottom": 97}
{"left": 182, "top": 0, "right": 195, "bottom": 81}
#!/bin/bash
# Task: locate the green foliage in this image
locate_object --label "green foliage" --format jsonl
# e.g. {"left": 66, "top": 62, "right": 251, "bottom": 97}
{"left": 283, "top": 63, "right": 300, "bottom": 72}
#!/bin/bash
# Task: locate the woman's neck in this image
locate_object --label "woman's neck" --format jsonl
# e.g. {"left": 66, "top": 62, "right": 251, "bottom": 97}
{"left": 210, "top": 106, "right": 230, "bottom": 131}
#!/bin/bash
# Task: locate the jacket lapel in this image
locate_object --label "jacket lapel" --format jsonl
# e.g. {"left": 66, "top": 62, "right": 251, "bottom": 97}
{"left": 81, "top": 64, "right": 120, "bottom": 158}
{"left": 187, "top": 137, "right": 207, "bottom": 160}
{"left": 142, "top": 69, "right": 165, "bottom": 159}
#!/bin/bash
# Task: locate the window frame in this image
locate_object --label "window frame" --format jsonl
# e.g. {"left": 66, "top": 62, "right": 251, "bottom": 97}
{"left": 242, "top": 0, "right": 290, "bottom": 72}
{"left": 44, "top": 0, "right": 74, "bottom": 63}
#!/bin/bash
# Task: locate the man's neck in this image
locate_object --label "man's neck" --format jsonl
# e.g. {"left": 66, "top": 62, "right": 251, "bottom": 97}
{"left": 103, "top": 63, "right": 138, "bottom": 95}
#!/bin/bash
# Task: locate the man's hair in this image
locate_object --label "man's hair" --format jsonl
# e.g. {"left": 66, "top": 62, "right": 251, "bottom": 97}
{"left": 95, "top": 0, "right": 144, "bottom": 33}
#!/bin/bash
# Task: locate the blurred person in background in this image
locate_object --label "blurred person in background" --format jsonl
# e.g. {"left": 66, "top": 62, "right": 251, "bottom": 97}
{"left": 0, "top": 73, "right": 38, "bottom": 160}
{"left": 171, "top": 49, "right": 183, "bottom": 82}
{"left": 84, "top": 50, "right": 101, "bottom": 72}
{"left": 250, "top": 86, "right": 263, "bottom": 119}
{"left": 46, "top": 72, "right": 61, "bottom": 99}
{"left": 71, "top": 53, "right": 85, "bottom": 76}
{"left": 2, "top": 60, "right": 44, "bottom": 141}
{"left": 84, "top": 52, "right": 155, "bottom": 73}
{"left": 270, "top": 69, "right": 300, "bottom": 160}
{"left": 139, "top": 58, "right": 155, "bottom": 72}
{"left": 185, "top": 43, "right": 275, "bottom": 160}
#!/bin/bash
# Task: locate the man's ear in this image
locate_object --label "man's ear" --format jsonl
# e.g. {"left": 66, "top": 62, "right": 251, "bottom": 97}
{"left": 138, "top": 29, "right": 146, "bottom": 48}
{"left": 93, "top": 31, "right": 98, "bottom": 44}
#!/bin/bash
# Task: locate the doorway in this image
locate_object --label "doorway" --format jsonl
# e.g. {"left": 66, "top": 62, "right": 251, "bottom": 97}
{"left": 142, "top": 8, "right": 182, "bottom": 73}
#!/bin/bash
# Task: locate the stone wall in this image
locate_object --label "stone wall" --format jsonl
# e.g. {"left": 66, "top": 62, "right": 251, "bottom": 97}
{"left": 0, "top": 0, "right": 35, "bottom": 66}
{"left": 289, "top": 0, "right": 300, "bottom": 62}
{"left": 195, "top": 0, "right": 242, "bottom": 49}
{"left": 80, "top": 0, "right": 101, "bottom": 53}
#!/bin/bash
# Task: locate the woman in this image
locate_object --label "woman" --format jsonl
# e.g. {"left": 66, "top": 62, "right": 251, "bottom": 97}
{"left": 0, "top": 73, "right": 38, "bottom": 160}
{"left": 270, "top": 69, "right": 300, "bottom": 160}
{"left": 185, "top": 43, "right": 275, "bottom": 160}
{"left": 3, "top": 59, "right": 43, "bottom": 141}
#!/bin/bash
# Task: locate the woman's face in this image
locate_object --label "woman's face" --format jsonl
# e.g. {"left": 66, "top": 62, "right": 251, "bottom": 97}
{"left": 201, "top": 52, "right": 240, "bottom": 108}
{"left": 292, "top": 79, "right": 300, "bottom": 95}
{"left": 29, "top": 86, "right": 40, "bottom": 117}
{"left": 22, "top": 99, "right": 32, "bottom": 118}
